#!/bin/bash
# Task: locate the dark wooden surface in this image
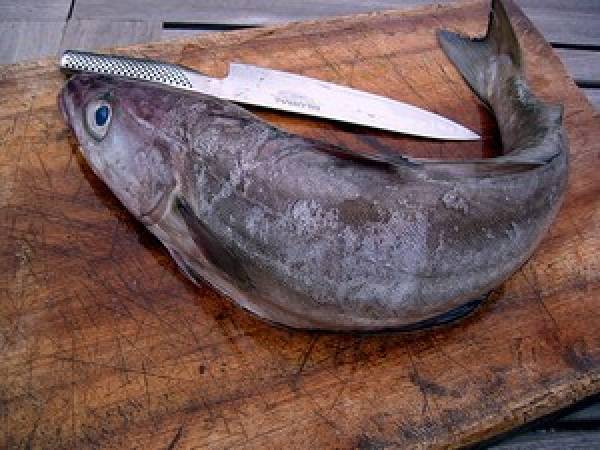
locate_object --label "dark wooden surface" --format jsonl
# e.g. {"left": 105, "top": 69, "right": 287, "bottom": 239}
{"left": 1, "top": 1, "right": 599, "bottom": 448}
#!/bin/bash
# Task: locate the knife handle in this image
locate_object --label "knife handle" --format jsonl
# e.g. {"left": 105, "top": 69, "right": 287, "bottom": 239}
{"left": 59, "top": 50, "right": 194, "bottom": 89}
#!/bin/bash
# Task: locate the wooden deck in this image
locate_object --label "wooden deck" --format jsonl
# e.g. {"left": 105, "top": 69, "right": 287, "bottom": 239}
{"left": 1, "top": 1, "right": 599, "bottom": 448}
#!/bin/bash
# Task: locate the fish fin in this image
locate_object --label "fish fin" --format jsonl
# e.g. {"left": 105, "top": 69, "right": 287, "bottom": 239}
{"left": 387, "top": 295, "right": 487, "bottom": 332}
{"left": 332, "top": 146, "right": 419, "bottom": 168}
{"left": 437, "top": 0, "right": 521, "bottom": 107}
{"left": 166, "top": 246, "right": 205, "bottom": 286}
{"left": 309, "top": 139, "right": 422, "bottom": 170}
{"left": 317, "top": 140, "right": 540, "bottom": 179}
{"left": 175, "top": 196, "right": 253, "bottom": 289}
{"left": 421, "top": 159, "right": 541, "bottom": 180}
{"left": 437, "top": 0, "right": 564, "bottom": 161}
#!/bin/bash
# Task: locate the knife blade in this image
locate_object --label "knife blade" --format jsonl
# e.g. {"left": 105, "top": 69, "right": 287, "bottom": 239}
{"left": 59, "top": 50, "right": 479, "bottom": 141}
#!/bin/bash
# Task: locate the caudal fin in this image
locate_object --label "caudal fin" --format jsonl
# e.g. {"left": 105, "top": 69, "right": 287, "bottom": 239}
{"left": 438, "top": 0, "right": 564, "bottom": 161}
{"left": 437, "top": 0, "right": 521, "bottom": 106}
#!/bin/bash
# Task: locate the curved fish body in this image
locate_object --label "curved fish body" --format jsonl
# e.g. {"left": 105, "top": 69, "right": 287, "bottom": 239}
{"left": 58, "top": 0, "right": 567, "bottom": 331}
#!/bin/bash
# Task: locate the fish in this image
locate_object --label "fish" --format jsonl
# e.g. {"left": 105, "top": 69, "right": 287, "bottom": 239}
{"left": 58, "top": 0, "right": 568, "bottom": 331}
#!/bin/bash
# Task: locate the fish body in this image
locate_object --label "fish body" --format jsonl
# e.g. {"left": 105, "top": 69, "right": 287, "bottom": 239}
{"left": 59, "top": 0, "right": 567, "bottom": 331}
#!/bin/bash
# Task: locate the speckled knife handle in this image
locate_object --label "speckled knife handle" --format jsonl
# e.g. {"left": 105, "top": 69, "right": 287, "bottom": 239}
{"left": 60, "top": 50, "right": 194, "bottom": 89}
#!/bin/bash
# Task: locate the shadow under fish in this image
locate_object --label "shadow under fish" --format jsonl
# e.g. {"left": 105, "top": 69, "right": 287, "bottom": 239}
{"left": 58, "top": 0, "right": 568, "bottom": 331}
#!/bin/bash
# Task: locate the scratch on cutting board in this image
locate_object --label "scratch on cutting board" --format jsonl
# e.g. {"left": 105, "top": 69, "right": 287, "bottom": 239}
{"left": 166, "top": 424, "right": 184, "bottom": 450}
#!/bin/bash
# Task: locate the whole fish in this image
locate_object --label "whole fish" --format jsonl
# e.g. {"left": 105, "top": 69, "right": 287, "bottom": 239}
{"left": 58, "top": 0, "right": 567, "bottom": 331}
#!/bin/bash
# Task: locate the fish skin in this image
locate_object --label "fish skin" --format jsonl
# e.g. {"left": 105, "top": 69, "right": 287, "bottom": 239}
{"left": 58, "top": 0, "right": 567, "bottom": 331}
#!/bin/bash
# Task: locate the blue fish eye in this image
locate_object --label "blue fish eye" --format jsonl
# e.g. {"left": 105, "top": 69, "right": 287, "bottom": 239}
{"left": 95, "top": 105, "right": 110, "bottom": 126}
{"left": 86, "top": 99, "right": 113, "bottom": 140}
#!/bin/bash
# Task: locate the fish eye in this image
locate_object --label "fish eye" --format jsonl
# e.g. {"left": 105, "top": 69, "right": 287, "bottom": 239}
{"left": 85, "top": 98, "right": 113, "bottom": 140}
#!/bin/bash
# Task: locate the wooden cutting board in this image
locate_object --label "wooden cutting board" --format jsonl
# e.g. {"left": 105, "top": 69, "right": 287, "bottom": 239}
{"left": 1, "top": 0, "right": 598, "bottom": 448}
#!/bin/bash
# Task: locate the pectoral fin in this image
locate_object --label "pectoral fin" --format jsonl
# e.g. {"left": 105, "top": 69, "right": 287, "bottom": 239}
{"left": 175, "top": 196, "right": 253, "bottom": 289}
{"left": 166, "top": 246, "right": 205, "bottom": 286}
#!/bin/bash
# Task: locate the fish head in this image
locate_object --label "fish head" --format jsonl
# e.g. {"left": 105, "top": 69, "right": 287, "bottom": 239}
{"left": 59, "top": 74, "right": 179, "bottom": 223}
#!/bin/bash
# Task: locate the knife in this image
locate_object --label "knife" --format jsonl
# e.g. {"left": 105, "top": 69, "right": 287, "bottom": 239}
{"left": 59, "top": 50, "right": 479, "bottom": 141}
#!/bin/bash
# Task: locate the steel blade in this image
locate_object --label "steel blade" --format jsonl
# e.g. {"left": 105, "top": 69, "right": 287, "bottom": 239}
{"left": 189, "top": 63, "right": 479, "bottom": 140}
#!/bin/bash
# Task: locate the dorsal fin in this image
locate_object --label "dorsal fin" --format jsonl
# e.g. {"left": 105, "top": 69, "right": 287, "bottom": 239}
{"left": 306, "top": 138, "right": 420, "bottom": 168}
{"left": 419, "top": 159, "right": 542, "bottom": 180}
{"left": 311, "top": 138, "right": 541, "bottom": 179}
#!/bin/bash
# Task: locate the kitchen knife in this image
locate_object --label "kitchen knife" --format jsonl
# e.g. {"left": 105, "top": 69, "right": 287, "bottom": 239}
{"left": 60, "top": 50, "right": 479, "bottom": 140}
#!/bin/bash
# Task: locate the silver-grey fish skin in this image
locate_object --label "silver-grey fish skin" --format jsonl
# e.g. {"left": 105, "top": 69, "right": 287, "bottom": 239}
{"left": 58, "top": 0, "right": 567, "bottom": 331}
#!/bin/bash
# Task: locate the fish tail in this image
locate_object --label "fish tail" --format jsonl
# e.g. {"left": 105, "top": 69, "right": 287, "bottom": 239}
{"left": 438, "top": 0, "right": 564, "bottom": 160}
{"left": 437, "top": 0, "right": 521, "bottom": 106}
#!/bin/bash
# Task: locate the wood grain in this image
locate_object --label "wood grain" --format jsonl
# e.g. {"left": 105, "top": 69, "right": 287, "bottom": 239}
{"left": 0, "top": 0, "right": 73, "bottom": 20}
{"left": 493, "top": 431, "right": 600, "bottom": 449}
{"left": 516, "top": 0, "right": 600, "bottom": 13}
{"left": 69, "top": 0, "right": 600, "bottom": 46}
{"left": 525, "top": 11, "right": 600, "bottom": 46}
{"left": 558, "top": 403, "right": 600, "bottom": 422}
{"left": 70, "top": 0, "right": 451, "bottom": 23}
{"left": 0, "top": 1, "right": 599, "bottom": 448}
{"left": 582, "top": 90, "right": 600, "bottom": 110}
{"left": 516, "top": 0, "right": 600, "bottom": 45}
{"left": 0, "top": 21, "right": 65, "bottom": 65}
{"left": 555, "top": 49, "right": 600, "bottom": 85}
{"left": 61, "top": 20, "right": 163, "bottom": 53}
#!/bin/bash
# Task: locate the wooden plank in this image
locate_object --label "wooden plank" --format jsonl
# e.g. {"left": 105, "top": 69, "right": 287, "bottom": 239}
{"left": 555, "top": 49, "right": 600, "bottom": 85}
{"left": 0, "top": 21, "right": 65, "bottom": 65}
{"left": 0, "top": 0, "right": 72, "bottom": 20}
{"left": 70, "top": 0, "right": 600, "bottom": 23}
{"left": 71, "top": 0, "right": 600, "bottom": 47}
{"left": 558, "top": 403, "right": 600, "bottom": 422}
{"left": 161, "top": 28, "right": 221, "bottom": 41}
{"left": 1, "top": 1, "right": 600, "bottom": 448}
{"left": 516, "top": 0, "right": 600, "bottom": 15}
{"left": 491, "top": 431, "right": 600, "bottom": 448}
{"left": 2, "top": 8, "right": 595, "bottom": 70}
{"left": 583, "top": 89, "right": 600, "bottom": 110}
{"left": 523, "top": 10, "right": 600, "bottom": 46}
{"left": 71, "top": 0, "right": 454, "bottom": 23}
{"left": 61, "top": 20, "right": 163, "bottom": 52}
